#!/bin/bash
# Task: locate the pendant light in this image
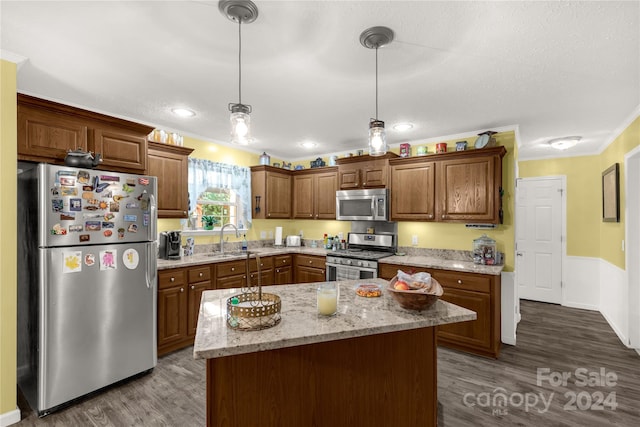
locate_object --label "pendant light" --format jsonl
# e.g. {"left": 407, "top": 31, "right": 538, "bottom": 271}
{"left": 360, "top": 26, "right": 394, "bottom": 156}
{"left": 219, "top": 0, "right": 258, "bottom": 145}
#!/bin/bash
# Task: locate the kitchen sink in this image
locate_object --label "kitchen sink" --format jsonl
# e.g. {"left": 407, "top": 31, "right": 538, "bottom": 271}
{"left": 205, "top": 251, "right": 247, "bottom": 259}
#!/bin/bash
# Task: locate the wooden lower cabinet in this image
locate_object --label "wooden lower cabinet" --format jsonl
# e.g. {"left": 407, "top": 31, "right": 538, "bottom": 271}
{"left": 273, "top": 255, "right": 293, "bottom": 284}
{"left": 158, "top": 265, "right": 213, "bottom": 356}
{"left": 379, "top": 263, "right": 501, "bottom": 358}
{"left": 294, "top": 254, "right": 326, "bottom": 283}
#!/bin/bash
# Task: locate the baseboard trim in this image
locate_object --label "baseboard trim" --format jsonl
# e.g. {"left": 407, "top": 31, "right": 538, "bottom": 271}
{"left": 0, "top": 408, "right": 20, "bottom": 427}
{"left": 600, "top": 309, "right": 629, "bottom": 347}
{"left": 563, "top": 301, "right": 599, "bottom": 311}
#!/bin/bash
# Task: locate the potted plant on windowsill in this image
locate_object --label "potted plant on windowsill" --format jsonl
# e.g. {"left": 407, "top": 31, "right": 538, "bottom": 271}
{"left": 202, "top": 215, "right": 217, "bottom": 230}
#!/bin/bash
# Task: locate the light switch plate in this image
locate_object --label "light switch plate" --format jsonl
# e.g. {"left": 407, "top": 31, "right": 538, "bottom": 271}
{"left": 412, "top": 235, "right": 418, "bottom": 245}
{"left": 260, "top": 231, "right": 267, "bottom": 239}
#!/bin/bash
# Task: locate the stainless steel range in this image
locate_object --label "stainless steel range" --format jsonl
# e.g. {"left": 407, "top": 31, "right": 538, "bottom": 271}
{"left": 326, "top": 232, "right": 396, "bottom": 281}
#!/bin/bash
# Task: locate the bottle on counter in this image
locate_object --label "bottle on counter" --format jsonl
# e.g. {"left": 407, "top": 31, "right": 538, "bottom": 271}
{"left": 326, "top": 236, "right": 333, "bottom": 250}
{"left": 242, "top": 234, "right": 248, "bottom": 252}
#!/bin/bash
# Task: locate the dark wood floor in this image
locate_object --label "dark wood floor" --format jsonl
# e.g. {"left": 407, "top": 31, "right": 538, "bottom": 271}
{"left": 15, "top": 300, "right": 640, "bottom": 426}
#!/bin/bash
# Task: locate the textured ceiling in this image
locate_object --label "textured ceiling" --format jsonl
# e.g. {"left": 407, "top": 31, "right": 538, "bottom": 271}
{"left": 1, "top": 0, "right": 639, "bottom": 161}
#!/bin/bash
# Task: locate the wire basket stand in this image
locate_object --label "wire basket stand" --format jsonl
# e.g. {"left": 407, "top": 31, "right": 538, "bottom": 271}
{"left": 226, "top": 252, "right": 282, "bottom": 331}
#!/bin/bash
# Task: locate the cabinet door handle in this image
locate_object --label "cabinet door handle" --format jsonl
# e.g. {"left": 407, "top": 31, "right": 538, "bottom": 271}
{"left": 457, "top": 280, "right": 463, "bottom": 284}
{"left": 180, "top": 287, "right": 184, "bottom": 292}
{"left": 428, "top": 214, "right": 433, "bottom": 219}
{"left": 282, "top": 260, "right": 286, "bottom": 263}
{"left": 442, "top": 214, "right": 446, "bottom": 219}
{"left": 183, "top": 211, "right": 187, "bottom": 215}
{"left": 170, "top": 277, "right": 175, "bottom": 282}
{"left": 276, "top": 269, "right": 280, "bottom": 273}
{"left": 191, "top": 285, "right": 195, "bottom": 290}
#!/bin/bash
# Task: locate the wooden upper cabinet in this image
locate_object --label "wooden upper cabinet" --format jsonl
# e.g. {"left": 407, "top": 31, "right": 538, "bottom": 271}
{"left": 92, "top": 127, "right": 147, "bottom": 172}
{"left": 436, "top": 147, "right": 505, "bottom": 223}
{"left": 17, "top": 94, "right": 153, "bottom": 173}
{"left": 292, "top": 168, "right": 337, "bottom": 219}
{"left": 251, "top": 166, "right": 292, "bottom": 219}
{"left": 389, "top": 146, "right": 506, "bottom": 223}
{"left": 390, "top": 159, "right": 436, "bottom": 221}
{"left": 18, "top": 101, "right": 89, "bottom": 162}
{"left": 336, "top": 153, "right": 398, "bottom": 190}
{"left": 147, "top": 142, "right": 194, "bottom": 218}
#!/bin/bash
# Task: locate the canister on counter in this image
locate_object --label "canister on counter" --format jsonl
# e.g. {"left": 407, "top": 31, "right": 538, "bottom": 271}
{"left": 473, "top": 234, "right": 497, "bottom": 265}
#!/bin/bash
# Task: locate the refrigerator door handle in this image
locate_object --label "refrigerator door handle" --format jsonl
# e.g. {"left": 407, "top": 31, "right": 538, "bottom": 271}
{"left": 147, "top": 242, "right": 157, "bottom": 289}
{"left": 149, "top": 194, "right": 157, "bottom": 241}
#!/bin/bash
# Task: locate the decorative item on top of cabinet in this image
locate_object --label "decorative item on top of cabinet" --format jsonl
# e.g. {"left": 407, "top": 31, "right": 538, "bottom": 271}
{"left": 292, "top": 167, "right": 338, "bottom": 219}
{"left": 251, "top": 165, "right": 292, "bottom": 219}
{"left": 158, "top": 265, "right": 213, "bottom": 356}
{"left": 147, "top": 141, "right": 194, "bottom": 218}
{"left": 335, "top": 152, "right": 398, "bottom": 189}
{"left": 17, "top": 94, "right": 153, "bottom": 172}
{"left": 378, "top": 263, "right": 501, "bottom": 358}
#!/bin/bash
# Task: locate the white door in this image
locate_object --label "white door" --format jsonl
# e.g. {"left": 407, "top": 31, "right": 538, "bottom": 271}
{"left": 515, "top": 177, "right": 563, "bottom": 303}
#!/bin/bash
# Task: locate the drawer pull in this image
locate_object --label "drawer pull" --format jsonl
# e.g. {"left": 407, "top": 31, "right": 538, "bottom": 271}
{"left": 199, "top": 272, "right": 203, "bottom": 277}
{"left": 457, "top": 279, "right": 463, "bottom": 284}
{"left": 231, "top": 267, "right": 235, "bottom": 272}
{"left": 309, "top": 260, "right": 313, "bottom": 264}
{"left": 170, "top": 277, "right": 175, "bottom": 282}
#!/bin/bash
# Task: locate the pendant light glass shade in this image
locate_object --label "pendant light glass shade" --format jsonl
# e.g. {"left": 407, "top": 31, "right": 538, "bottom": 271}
{"left": 369, "top": 119, "right": 387, "bottom": 156}
{"left": 229, "top": 103, "right": 251, "bottom": 145}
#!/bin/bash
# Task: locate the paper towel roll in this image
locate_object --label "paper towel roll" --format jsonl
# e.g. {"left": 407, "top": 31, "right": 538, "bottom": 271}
{"left": 275, "top": 227, "right": 283, "bottom": 246}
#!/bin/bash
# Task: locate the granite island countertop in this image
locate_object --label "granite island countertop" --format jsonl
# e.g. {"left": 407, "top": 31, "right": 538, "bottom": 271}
{"left": 193, "top": 278, "right": 476, "bottom": 360}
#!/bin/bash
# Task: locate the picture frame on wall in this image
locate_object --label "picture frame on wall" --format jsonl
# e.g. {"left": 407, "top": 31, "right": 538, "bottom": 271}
{"left": 602, "top": 163, "right": 620, "bottom": 222}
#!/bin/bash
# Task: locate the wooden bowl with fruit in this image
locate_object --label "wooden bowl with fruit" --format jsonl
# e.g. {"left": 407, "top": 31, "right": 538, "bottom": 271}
{"left": 387, "top": 276, "right": 443, "bottom": 311}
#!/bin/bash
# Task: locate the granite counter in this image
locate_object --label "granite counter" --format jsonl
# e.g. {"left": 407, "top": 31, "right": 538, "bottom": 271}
{"left": 193, "top": 278, "right": 475, "bottom": 359}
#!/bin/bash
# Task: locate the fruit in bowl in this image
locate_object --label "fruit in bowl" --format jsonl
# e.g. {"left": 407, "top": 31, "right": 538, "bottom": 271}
{"left": 393, "top": 280, "right": 410, "bottom": 291}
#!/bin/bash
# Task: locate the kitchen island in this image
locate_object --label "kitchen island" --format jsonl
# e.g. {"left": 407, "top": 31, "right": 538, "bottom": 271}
{"left": 194, "top": 278, "right": 476, "bottom": 427}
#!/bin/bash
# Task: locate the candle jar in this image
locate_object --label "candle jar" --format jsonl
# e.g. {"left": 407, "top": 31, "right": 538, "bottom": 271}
{"left": 317, "top": 283, "right": 338, "bottom": 316}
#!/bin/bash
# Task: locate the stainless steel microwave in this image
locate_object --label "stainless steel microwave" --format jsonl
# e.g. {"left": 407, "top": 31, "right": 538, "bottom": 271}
{"left": 336, "top": 188, "right": 389, "bottom": 221}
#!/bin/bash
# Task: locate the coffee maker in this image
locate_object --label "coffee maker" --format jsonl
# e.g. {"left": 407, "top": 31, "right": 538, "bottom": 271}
{"left": 159, "top": 231, "right": 182, "bottom": 260}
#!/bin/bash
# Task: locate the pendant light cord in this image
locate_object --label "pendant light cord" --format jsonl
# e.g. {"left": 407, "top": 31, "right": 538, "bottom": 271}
{"left": 238, "top": 19, "right": 242, "bottom": 105}
{"left": 375, "top": 46, "right": 379, "bottom": 120}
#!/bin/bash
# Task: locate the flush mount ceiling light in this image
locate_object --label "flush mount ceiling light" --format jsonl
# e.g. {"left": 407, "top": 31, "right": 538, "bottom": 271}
{"left": 360, "top": 26, "right": 394, "bottom": 157}
{"left": 301, "top": 141, "right": 317, "bottom": 149}
{"left": 219, "top": 0, "right": 258, "bottom": 145}
{"left": 171, "top": 107, "right": 196, "bottom": 118}
{"left": 393, "top": 123, "right": 413, "bottom": 132}
{"left": 548, "top": 136, "right": 582, "bottom": 150}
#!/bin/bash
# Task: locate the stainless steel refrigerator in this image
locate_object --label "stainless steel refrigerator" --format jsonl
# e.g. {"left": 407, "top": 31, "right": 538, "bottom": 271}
{"left": 17, "top": 162, "right": 158, "bottom": 416}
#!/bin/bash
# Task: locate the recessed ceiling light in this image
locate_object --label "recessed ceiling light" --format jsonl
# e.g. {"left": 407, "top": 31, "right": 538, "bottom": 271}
{"left": 301, "top": 141, "right": 317, "bottom": 149}
{"left": 171, "top": 107, "right": 196, "bottom": 118}
{"left": 393, "top": 123, "right": 414, "bottom": 132}
{"left": 548, "top": 136, "right": 581, "bottom": 150}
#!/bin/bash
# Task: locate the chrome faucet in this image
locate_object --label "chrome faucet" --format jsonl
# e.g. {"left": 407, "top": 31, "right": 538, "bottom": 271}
{"left": 219, "top": 223, "right": 240, "bottom": 254}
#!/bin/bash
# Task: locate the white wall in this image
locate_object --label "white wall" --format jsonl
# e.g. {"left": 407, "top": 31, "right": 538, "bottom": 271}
{"left": 501, "top": 272, "right": 517, "bottom": 345}
{"left": 600, "top": 256, "right": 630, "bottom": 346}
{"left": 563, "top": 256, "right": 600, "bottom": 310}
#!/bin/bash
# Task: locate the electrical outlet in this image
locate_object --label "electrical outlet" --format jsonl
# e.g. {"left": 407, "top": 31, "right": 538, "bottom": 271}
{"left": 260, "top": 231, "right": 266, "bottom": 239}
{"left": 299, "top": 230, "right": 304, "bottom": 237}
{"left": 268, "top": 230, "right": 274, "bottom": 239}
{"left": 338, "top": 232, "right": 344, "bottom": 240}
{"left": 412, "top": 235, "right": 418, "bottom": 245}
